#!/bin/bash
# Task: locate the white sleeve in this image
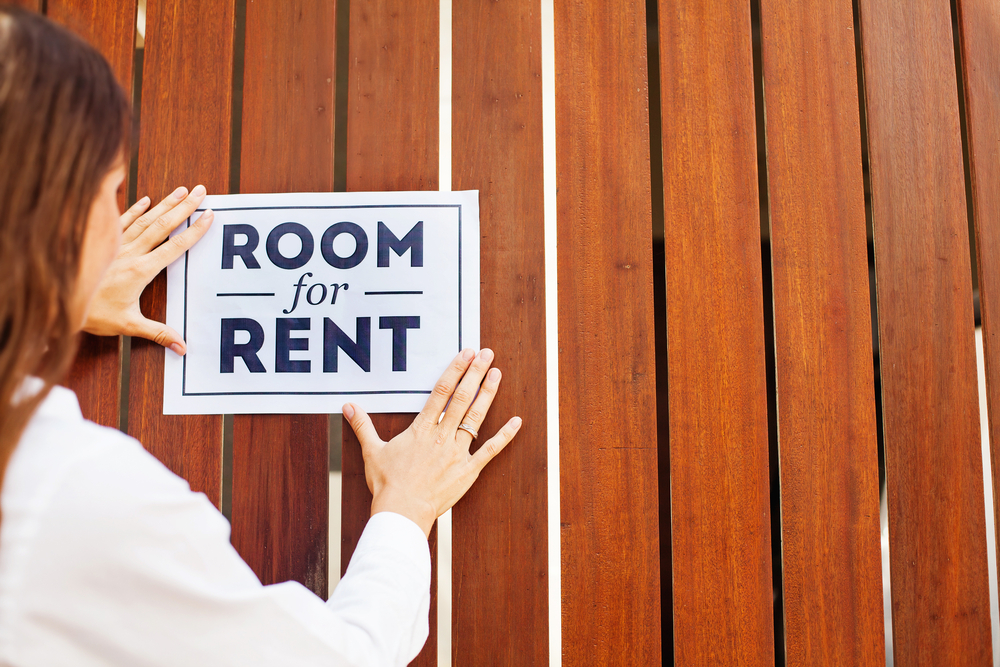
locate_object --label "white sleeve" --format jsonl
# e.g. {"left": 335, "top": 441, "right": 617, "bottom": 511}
{"left": 12, "top": 434, "right": 430, "bottom": 667}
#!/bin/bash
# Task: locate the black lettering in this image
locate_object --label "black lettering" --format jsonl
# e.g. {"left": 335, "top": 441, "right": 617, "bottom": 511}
{"left": 321, "top": 222, "right": 368, "bottom": 269}
{"left": 379, "top": 316, "right": 420, "bottom": 371}
{"left": 266, "top": 222, "right": 314, "bottom": 270}
{"left": 220, "top": 318, "right": 266, "bottom": 373}
{"left": 275, "top": 318, "right": 311, "bottom": 373}
{"left": 306, "top": 283, "right": 328, "bottom": 306}
{"left": 284, "top": 273, "right": 312, "bottom": 314}
{"left": 377, "top": 221, "right": 423, "bottom": 267}
{"left": 221, "top": 224, "right": 261, "bottom": 269}
{"left": 323, "top": 317, "right": 371, "bottom": 372}
{"left": 330, "top": 283, "right": 349, "bottom": 304}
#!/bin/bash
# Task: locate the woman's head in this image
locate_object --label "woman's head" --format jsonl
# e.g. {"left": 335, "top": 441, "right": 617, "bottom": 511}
{"left": 0, "top": 6, "right": 131, "bottom": 468}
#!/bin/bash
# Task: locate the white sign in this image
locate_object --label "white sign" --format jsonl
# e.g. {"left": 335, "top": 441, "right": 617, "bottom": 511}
{"left": 163, "top": 191, "right": 480, "bottom": 415}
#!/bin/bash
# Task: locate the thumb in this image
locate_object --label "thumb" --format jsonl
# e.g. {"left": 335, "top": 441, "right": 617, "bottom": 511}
{"left": 343, "top": 403, "right": 383, "bottom": 453}
{"left": 129, "top": 317, "right": 186, "bottom": 355}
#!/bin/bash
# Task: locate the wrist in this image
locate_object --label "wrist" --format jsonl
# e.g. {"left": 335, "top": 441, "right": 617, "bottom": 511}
{"left": 371, "top": 487, "right": 436, "bottom": 538}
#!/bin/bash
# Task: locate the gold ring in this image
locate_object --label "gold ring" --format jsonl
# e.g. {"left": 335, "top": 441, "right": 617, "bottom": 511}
{"left": 457, "top": 423, "right": 479, "bottom": 440}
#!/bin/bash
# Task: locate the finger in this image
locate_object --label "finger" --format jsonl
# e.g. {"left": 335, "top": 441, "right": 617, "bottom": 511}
{"left": 470, "top": 416, "right": 522, "bottom": 471}
{"left": 144, "top": 209, "right": 215, "bottom": 270}
{"left": 413, "top": 348, "right": 477, "bottom": 430}
{"left": 120, "top": 196, "right": 151, "bottom": 232}
{"left": 342, "top": 403, "right": 384, "bottom": 453}
{"left": 126, "top": 317, "right": 186, "bottom": 355}
{"left": 122, "top": 185, "right": 190, "bottom": 245}
{"left": 127, "top": 184, "right": 208, "bottom": 253}
{"left": 454, "top": 367, "right": 501, "bottom": 445}
{"left": 441, "top": 348, "right": 494, "bottom": 431}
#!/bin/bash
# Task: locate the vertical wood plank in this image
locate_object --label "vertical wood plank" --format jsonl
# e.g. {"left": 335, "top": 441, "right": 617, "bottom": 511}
{"left": 554, "top": 1, "right": 660, "bottom": 664}
{"left": 657, "top": 0, "right": 775, "bottom": 663}
{"left": 65, "top": 335, "right": 122, "bottom": 428}
{"left": 451, "top": 0, "right": 548, "bottom": 664}
{"left": 857, "top": 0, "right": 992, "bottom": 663}
{"left": 230, "top": 0, "right": 335, "bottom": 599}
{"left": 49, "top": 0, "right": 137, "bottom": 429}
{"left": 8, "top": 0, "right": 40, "bottom": 10}
{"left": 758, "top": 0, "right": 884, "bottom": 664}
{"left": 130, "top": 0, "right": 234, "bottom": 507}
{"left": 956, "top": 0, "right": 1000, "bottom": 594}
{"left": 344, "top": 1, "right": 438, "bottom": 663}
{"left": 232, "top": 416, "right": 329, "bottom": 594}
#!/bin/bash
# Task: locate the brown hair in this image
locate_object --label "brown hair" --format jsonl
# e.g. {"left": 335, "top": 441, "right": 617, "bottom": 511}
{"left": 0, "top": 7, "right": 131, "bottom": 493}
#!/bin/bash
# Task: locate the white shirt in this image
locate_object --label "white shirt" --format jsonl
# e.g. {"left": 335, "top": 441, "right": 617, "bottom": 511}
{"left": 0, "top": 385, "right": 430, "bottom": 666}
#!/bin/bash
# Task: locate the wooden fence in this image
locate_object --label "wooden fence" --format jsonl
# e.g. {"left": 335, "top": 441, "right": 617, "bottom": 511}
{"left": 18, "top": 0, "right": 1000, "bottom": 664}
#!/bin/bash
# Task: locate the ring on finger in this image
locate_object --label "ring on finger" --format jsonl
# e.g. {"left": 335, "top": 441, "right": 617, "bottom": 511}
{"left": 457, "top": 423, "right": 479, "bottom": 440}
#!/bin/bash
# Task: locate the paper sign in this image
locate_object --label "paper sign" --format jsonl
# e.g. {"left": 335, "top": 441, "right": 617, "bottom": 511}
{"left": 163, "top": 191, "right": 480, "bottom": 415}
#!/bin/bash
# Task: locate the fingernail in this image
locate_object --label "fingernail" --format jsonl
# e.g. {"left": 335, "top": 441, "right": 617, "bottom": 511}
{"left": 479, "top": 348, "right": 494, "bottom": 362}
{"left": 172, "top": 186, "right": 187, "bottom": 199}
{"left": 200, "top": 209, "right": 214, "bottom": 222}
{"left": 488, "top": 368, "right": 501, "bottom": 382}
{"left": 192, "top": 184, "right": 206, "bottom": 197}
{"left": 138, "top": 195, "right": 150, "bottom": 206}
{"left": 512, "top": 417, "right": 522, "bottom": 429}
{"left": 343, "top": 404, "right": 355, "bottom": 419}
{"left": 168, "top": 342, "right": 185, "bottom": 356}
{"left": 462, "top": 348, "right": 475, "bottom": 361}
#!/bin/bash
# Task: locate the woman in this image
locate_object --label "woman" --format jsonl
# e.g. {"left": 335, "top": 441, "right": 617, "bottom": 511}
{"left": 0, "top": 8, "right": 519, "bottom": 665}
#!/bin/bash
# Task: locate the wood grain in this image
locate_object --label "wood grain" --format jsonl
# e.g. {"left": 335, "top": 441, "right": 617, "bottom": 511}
{"left": 554, "top": 1, "right": 660, "bottom": 664}
{"left": 451, "top": 0, "right": 548, "bottom": 664}
{"left": 657, "top": 0, "right": 775, "bottom": 663}
{"left": 230, "top": 0, "right": 335, "bottom": 600}
{"left": 48, "top": 0, "right": 137, "bottom": 429}
{"left": 857, "top": 0, "right": 992, "bottom": 663}
{"left": 8, "top": 0, "right": 40, "bottom": 10}
{"left": 758, "top": 0, "right": 884, "bottom": 663}
{"left": 344, "top": 1, "right": 438, "bottom": 663}
{"left": 231, "top": 415, "right": 329, "bottom": 595}
{"left": 130, "top": 0, "right": 234, "bottom": 507}
{"left": 956, "top": 0, "right": 1000, "bottom": 599}
{"left": 66, "top": 334, "right": 122, "bottom": 428}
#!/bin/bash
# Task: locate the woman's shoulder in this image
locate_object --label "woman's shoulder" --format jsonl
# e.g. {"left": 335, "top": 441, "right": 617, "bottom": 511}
{"left": 3, "top": 385, "right": 191, "bottom": 511}
{"left": 0, "top": 385, "right": 220, "bottom": 558}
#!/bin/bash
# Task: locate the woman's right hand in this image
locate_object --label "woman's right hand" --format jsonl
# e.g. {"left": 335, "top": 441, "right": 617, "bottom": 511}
{"left": 83, "top": 185, "right": 213, "bottom": 354}
{"left": 343, "top": 348, "right": 521, "bottom": 537}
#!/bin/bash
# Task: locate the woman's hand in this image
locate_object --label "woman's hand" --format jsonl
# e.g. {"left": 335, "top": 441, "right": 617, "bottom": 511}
{"left": 82, "top": 185, "right": 214, "bottom": 355}
{"left": 343, "top": 348, "right": 522, "bottom": 537}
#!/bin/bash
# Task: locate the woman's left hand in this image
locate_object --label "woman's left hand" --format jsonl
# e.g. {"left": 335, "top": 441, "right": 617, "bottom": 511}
{"left": 82, "top": 185, "right": 214, "bottom": 355}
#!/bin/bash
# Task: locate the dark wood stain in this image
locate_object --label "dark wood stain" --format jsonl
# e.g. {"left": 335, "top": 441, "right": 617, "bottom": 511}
{"left": 8, "top": 0, "right": 41, "bottom": 10}
{"left": 344, "top": 1, "right": 439, "bottom": 663}
{"left": 231, "top": 414, "right": 329, "bottom": 596}
{"left": 857, "top": 0, "right": 992, "bottom": 663}
{"left": 956, "top": 0, "right": 1000, "bottom": 612}
{"left": 49, "top": 0, "right": 137, "bottom": 429}
{"left": 451, "top": 0, "right": 548, "bottom": 664}
{"left": 657, "top": 0, "right": 775, "bottom": 662}
{"left": 130, "top": 0, "right": 235, "bottom": 508}
{"left": 759, "top": 0, "right": 884, "bottom": 663}
{"left": 555, "top": 0, "right": 661, "bottom": 664}
{"left": 230, "top": 0, "right": 336, "bottom": 601}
